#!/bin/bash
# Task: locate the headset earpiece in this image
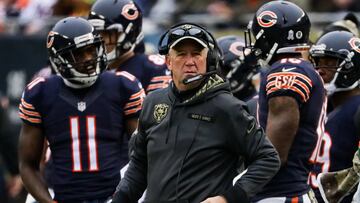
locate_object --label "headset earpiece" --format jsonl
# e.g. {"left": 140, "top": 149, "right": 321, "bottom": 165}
{"left": 206, "top": 47, "right": 223, "bottom": 72}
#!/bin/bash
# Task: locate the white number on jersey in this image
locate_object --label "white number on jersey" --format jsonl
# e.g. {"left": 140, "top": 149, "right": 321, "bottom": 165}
{"left": 70, "top": 116, "right": 99, "bottom": 172}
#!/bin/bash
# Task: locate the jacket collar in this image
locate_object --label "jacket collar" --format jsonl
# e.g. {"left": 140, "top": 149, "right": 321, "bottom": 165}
{"left": 168, "top": 74, "right": 230, "bottom": 105}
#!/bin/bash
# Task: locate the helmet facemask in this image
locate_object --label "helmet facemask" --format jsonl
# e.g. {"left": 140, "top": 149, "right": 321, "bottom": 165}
{"left": 88, "top": 0, "right": 144, "bottom": 62}
{"left": 50, "top": 35, "right": 106, "bottom": 89}
{"left": 311, "top": 47, "right": 359, "bottom": 95}
{"left": 93, "top": 22, "right": 143, "bottom": 62}
{"left": 217, "top": 34, "right": 260, "bottom": 98}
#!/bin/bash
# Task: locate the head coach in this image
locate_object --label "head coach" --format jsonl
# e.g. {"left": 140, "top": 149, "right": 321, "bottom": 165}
{"left": 111, "top": 22, "right": 280, "bottom": 203}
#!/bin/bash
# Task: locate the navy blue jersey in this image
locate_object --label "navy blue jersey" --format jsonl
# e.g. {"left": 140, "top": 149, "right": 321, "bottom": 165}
{"left": 19, "top": 71, "right": 145, "bottom": 201}
{"left": 255, "top": 58, "right": 327, "bottom": 199}
{"left": 30, "top": 66, "right": 55, "bottom": 188}
{"left": 116, "top": 53, "right": 171, "bottom": 93}
{"left": 310, "top": 95, "right": 360, "bottom": 203}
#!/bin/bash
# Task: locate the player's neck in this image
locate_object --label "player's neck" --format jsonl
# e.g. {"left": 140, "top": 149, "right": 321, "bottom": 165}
{"left": 108, "top": 51, "right": 135, "bottom": 70}
{"left": 271, "top": 53, "right": 303, "bottom": 64}
{"left": 331, "top": 88, "right": 360, "bottom": 107}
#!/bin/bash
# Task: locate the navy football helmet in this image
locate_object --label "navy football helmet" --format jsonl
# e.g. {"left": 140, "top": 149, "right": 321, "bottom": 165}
{"left": 310, "top": 31, "right": 360, "bottom": 94}
{"left": 47, "top": 17, "right": 106, "bottom": 88}
{"left": 249, "top": 0, "right": 311, "bottom": 63}
{"left": 217, "top": 35, "right": 259, "bottom": 100}
{"left": 88, "top": 0, "right": 143, "bottom": 61}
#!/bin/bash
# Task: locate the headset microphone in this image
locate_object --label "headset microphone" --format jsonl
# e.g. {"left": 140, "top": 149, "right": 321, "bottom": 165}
{"left": 182, "top": 71, "right": 217, "bottom": 84}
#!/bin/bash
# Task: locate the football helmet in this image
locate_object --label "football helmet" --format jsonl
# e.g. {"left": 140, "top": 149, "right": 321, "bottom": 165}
{"left": 47, "top": 17, "right": 106, "bottom": 88}
{"left": 322, "top": 12, "right": 359, "bottom": 37}
{"left": 217, "top": 35, "right": 259, "bottom": 99}
{"left": 249, "top": 0, "right": 311, "bottom": 63}
{"left": 88, "top": 0, "right": 143, "bottom": 61}
{"left": 310, "top": 31, "right": 360, "bottom": 94}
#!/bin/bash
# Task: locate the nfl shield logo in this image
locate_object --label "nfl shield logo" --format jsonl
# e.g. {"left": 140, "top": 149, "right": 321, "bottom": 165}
{"left": 77, "top": 101, "right": 86, "bottom": 112}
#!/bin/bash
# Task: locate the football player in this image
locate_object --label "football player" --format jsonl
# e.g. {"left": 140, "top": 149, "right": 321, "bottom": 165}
{"left": 18, "top": 17, "right": 145, "bottom": 203}
{"left": 309, "top": 31, "right": 360, "bottom": 203}
{"left": 88, "top": 0, "right": 171, "bottom": 93}
{"left": 217, "top": 35, "right": 261, "bottom": 118}
{"left": 249, "top": 1, "right": 327, "bottom": 202}
{"left": 217, "top": 35, "right": 260, "bottom": 102}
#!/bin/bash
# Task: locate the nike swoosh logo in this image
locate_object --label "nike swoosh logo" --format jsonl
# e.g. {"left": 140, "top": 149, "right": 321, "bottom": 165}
{"left": 282, "top": 67, "right": 297, "bottom": 72}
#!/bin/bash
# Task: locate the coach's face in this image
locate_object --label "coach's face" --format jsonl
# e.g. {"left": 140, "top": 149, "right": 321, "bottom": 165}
{"left": 166, "top": 39, "right": 208, "bottom": 91}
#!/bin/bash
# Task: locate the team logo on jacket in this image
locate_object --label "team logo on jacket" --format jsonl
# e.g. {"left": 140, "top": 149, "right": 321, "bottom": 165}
{"left": 77, "top": 101, "right": 86, "bottom": 112}
{"left": 154, "top": 103, "right": 169, "bottom": 123}
{"left": 257, "top": 11, "right": 277, "bottom": 28}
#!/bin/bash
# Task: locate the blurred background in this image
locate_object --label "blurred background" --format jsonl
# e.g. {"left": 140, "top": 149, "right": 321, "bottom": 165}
{"left": 0, "top": 0, "right": 359, "bottom": 202}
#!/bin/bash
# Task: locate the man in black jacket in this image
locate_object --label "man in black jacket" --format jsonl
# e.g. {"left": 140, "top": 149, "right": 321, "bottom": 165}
{"left": 112, "top": 23, "right": 280, "bottom": 203}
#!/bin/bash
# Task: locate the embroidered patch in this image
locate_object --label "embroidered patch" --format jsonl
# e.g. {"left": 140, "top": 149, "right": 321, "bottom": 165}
{"left": 188, "top": 113, "right": 214, "bottom": 123}
{"left": 153, "top": 103, "right": 169, "bottom": 123}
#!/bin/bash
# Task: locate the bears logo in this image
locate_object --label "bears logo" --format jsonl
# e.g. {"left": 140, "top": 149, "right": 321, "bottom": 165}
{"left": 257, "top": 11, "right": 278, "bottom": 28}
{"left": 47, "top": 31, "right": 56, "bottom": 48}
{"left": 153, "top": 103, "right": 169, "bottom": 123}
{"left": 121, "top": 3, "right": 139, "bottom": 21}
{"left": 349, "top": 37, "right": 360, "bottom": 53}
{"left": 229, "top": 41, "right": 245, "bottom": 57}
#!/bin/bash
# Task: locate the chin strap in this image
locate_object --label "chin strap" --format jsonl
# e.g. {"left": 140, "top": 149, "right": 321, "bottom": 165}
{"left": 63, "top": 78, "right": 96, "bottom": 89}
{"left": 325, "top": 70, "right": 360, "bottom": 96}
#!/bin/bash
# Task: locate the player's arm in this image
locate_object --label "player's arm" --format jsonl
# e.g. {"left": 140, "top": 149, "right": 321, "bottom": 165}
{"left": 118, "top": 71, "right": 144, "bottom": 136}
{"left": 18, "top": 77, "right": 52, "bottom": 202}
{"left": 18, "top": 123, "right": 53, "bottom": 203}
{"left": 266, "top": 96, "right": 299, "bottom": 164}
{"left": 125, "top": 118, "right": 138, "bottom": 135}
{"left": 264, "top": 62, "right": 312, "bottom": 165}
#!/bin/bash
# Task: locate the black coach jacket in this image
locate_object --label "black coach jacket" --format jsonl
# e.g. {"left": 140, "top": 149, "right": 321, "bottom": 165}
{"left": 113, "top": 75, "right": 280, "bottom": 203}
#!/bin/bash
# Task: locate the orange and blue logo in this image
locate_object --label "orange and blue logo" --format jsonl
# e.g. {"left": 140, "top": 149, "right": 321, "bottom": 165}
{"left": 257, "top": 11, "right": 277, "bottom": 28}
{"left": 121, "top": 3, "right": 139, "bottom": 21}
{"left": 229, "top": 41, "right": 245, "bottom": 57}
{"left": 349, "top": 37, "right": 360, "bottom": 53}
{"left": 46, "top": 31, "right": 56, "bottom": 48}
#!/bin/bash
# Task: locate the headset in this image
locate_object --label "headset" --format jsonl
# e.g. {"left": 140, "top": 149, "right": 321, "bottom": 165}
{"left": 158, "top": 22, "right": 223, "bottom": 74}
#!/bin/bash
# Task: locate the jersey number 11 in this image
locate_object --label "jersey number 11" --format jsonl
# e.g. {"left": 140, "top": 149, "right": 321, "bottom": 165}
{"left": 69, "top": 116, "right": 99, "bottom": 172}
